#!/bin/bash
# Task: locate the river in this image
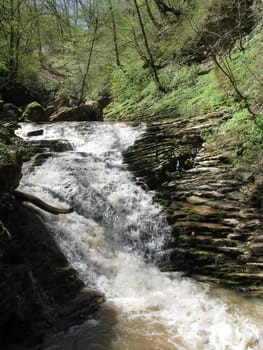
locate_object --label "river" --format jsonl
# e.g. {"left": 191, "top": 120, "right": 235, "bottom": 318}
{"left": 17, "top": 122, "right": 263, "bottom": 350}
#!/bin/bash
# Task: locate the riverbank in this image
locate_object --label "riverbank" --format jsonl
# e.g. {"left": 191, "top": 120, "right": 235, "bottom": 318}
{"left": 0, "top": 123, "right": 102, "bottom": 350}
{"left": 123, "top": 111, "right": 263, "bottom": 296}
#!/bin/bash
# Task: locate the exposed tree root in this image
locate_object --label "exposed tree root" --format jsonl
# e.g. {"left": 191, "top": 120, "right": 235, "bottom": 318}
{"left": 14, "top": 189, "right": 73, "bottom": 215}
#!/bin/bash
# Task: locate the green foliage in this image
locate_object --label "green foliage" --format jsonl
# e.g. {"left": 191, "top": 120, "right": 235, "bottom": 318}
{"left": 208, "top": 108, "right": 263, "bottom": 169}
{"left": 106, "top": 60, "right": 228, "bottom": 120}
{"left": 111, "top": 62, "right": 150, "bottom": 102}
{"left": 0, "top": 142, "right": 26, "bottom": 164}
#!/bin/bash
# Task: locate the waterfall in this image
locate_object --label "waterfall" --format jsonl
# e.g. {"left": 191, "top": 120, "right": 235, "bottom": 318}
{"left": 17, "top": 122, "right": 263, "bottom": 350}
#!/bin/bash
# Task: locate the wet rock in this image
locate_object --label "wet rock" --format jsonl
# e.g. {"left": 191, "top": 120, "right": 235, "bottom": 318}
{"left": 27, "top": 129, "right": 44, "bottom": 137}
{"left": 250, "top": 243, "right": 263, "bottom": 255}
{"left": 27, "top": 139, "right": 73, "bottom": 154}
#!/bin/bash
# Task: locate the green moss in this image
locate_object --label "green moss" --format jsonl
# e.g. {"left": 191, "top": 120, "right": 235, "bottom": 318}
{"left": 21, "top": 101, "right": 43, "bottom": 121}
{"left": 30, "top": 153, "right": 51, "bottom": 170}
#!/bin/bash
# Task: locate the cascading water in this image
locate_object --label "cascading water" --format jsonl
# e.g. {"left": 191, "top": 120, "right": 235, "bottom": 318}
{"left": 17, "top": 122, "right": 263, "bottom": 350}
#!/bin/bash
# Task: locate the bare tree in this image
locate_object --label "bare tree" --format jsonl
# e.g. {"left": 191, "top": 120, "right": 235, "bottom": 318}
{"left": 78, "top": 1, "right": 100, "bottom": 104}
{"left": 106, "top": 0, "right": 121, "bottom": 67}
{"left": 133, "top": 0, "right": 164, "bottom": 92}
{"left": 6, "top": 0, "right": 23, "bottom": 84}
{"left": 145, "top": 0, "right": 161, "bottom": 30}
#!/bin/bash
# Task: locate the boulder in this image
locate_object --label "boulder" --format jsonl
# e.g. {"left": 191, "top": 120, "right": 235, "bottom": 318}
{"left": 50, "top": 102, "right": 103, "bottom": 122}
{"left": 46, "top": 95, "right": 78, "bottom": 118}
{"left": 21, "top": 101, "right": 47, "bottom": 122}
{"left": 27, "top": 139, "right": 73, "bottom": 154}
{"left": 27, "top": 129, "right": 44, "bottom": 137}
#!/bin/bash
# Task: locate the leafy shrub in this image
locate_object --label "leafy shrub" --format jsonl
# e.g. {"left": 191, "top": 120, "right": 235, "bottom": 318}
{"left": 111, "top": 62, "right": 150, "bottom": 102}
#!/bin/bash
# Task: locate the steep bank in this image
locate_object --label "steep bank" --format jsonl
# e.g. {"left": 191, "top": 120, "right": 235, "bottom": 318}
{"left": 123, "top": 111, "right": 263, "bottom": 297}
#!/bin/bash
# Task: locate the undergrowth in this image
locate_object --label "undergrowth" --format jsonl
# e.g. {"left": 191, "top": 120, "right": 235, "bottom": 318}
{"left": 105, "top": 62, "right": 228, "bottom": 121}
{"left": 105, "top": 21, "right": 263, "bottom": 169}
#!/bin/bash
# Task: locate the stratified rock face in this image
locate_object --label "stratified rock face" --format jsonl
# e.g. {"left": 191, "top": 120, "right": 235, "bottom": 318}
{"left": 124, "top": 112, "right": 263, "bottom": 297}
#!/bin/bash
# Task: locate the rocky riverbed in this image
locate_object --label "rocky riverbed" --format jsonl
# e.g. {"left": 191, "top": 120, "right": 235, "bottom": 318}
{"left": 124, "top": 111, "right": 263, "bottom": 297}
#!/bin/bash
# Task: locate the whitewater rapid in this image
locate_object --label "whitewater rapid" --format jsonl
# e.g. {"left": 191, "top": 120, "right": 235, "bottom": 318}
{"left": 17, "top": 122, "right": 263, "bottom": 350}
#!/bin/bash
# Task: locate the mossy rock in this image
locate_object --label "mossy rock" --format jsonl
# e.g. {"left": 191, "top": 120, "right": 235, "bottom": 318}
{"left": 21, "top": 102, "right": 47, "bottom": 122}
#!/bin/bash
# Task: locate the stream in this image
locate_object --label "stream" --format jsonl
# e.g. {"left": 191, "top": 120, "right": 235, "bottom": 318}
{"left": 17, "top": 122, "right": 263, "bottom": 350}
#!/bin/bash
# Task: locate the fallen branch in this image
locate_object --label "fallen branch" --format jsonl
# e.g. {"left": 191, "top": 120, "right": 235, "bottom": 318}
{"left": 14, "top": 190, "right": 73, "bottom": 215}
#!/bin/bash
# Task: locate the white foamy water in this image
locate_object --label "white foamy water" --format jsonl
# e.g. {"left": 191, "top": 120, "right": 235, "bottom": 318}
{"left": 17, "top": 122, "right": 263, "bottom": 350}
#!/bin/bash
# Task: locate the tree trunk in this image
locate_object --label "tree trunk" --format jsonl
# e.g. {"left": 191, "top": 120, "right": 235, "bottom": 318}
{"left": 8, "top": 0, "right": 22, "bottom": 85}
{"left": 145, "top": 0, "right": 161, "bottom": 30}
{"left": 107, "top": 0, "right": 121, "bottom": 67}
{"left": 78, "top": 17, "right": 99, "bottom": 105}
{"left": 133, "top": 0, "right": 164, "bottom": 92}
{"left": 33, "top": 0, "right": 44, "bottom": 63}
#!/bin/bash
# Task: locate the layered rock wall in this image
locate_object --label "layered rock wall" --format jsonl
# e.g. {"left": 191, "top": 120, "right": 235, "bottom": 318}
{"left": 124, "top": 112, "right": 263, "bottom": 297}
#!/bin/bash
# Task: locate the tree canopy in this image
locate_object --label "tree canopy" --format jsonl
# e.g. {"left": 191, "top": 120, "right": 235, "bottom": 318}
{"left": 0, "top": 0, "right": 261, "bottom": 104}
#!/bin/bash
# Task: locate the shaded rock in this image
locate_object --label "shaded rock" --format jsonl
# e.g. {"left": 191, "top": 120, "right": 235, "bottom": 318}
{"left": 0, "top": 161, "right": 22, "bottom": 192}
{"left": 3, "top": 103, "right": 22, "bottom": 119}
{"left": 50, "top": 102, "right": 103, "bottom": 122}
{"left": 250, "top": 174, "right": 263, "bottom": 208}
{"left": 0, "top": 196, "right": 100, "bottom": 350}
{"left": 45, "top": 95, "right": 78, "bottom": 118}
{"left": 0, "top": 126, "right": 24, "bottom": 192}
{"left": 27, "top": 139, "right": 73, "bottom": 154}
{"left": 22, "top": 101, "right": 47, "bottom": 122}
{"left": 0, "top": 103, "right": 22, "bottom": 122}
{"left": 96, "top": 93, "right": 111, "bottom": 109}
